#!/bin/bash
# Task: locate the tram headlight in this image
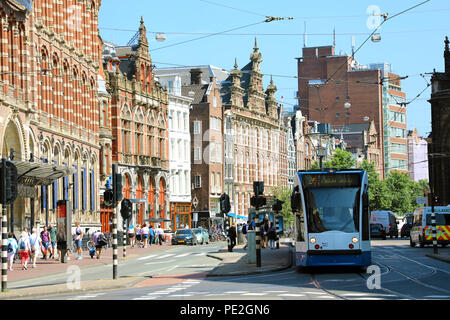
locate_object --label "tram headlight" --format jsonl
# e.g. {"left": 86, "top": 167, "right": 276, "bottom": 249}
{"left": 310, "top": 238, "right": 316, "bottom": 244}
{"left": 352, "top": 237, "right": 359, "bottom": 243}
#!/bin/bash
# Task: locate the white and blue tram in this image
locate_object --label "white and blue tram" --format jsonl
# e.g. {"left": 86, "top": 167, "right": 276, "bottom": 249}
{"left": 291, "top": 169, "right": 371, "bottom": 268}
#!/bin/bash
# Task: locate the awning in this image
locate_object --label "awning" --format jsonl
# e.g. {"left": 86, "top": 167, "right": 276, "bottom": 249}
{"left": 11, "top": 160, "right": 75, "bottom": 187}
{"left": 227, "top": 213, "right": 247, "bottom": 220}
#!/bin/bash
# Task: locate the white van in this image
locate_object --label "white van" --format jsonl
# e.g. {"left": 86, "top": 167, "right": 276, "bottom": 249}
{"left": 370, "top": 211, "right": 398, "bottom": 238}
{"left": 410, "top": 206, "right": 450, "bottom": 248}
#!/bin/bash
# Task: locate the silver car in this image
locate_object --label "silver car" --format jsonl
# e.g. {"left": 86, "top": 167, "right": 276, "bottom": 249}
{"left": 193, "top": 228, "right": 209, "bottom": 245}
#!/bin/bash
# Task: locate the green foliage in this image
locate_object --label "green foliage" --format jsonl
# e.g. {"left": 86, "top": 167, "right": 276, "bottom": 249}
{"left": 310, "top": 148, "right": 356, "bottom": 170}
{"left": 270, "top": 186, "right": 294, "bottom": 225}
{"left": 357, "top": 159, "right": 429, "bottom": 216}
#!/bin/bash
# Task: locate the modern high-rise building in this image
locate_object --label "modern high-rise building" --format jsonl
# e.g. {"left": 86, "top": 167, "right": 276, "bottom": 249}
{"left": 296, "top": 45, "right": 407, "bottom": 178}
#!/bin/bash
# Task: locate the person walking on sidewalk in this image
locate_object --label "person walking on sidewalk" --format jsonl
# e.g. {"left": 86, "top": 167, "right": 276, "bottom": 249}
{"left": 149, "top": 225, "right": 155, "bottom": 246}
{"left": 18, "top": 230, "right": 31, "bottom": 270}
{"left": 74, "top": 222, "right": 83, "bottom": 260}
{"left": 268, "top": 222, "right": 277, "bottom": 250}
{"left": 135, "top": 224, "right": 142, "bottom": 248}
{"left": 7, "top": 233, "right": 18, "bottom": 271}
{"left": 227, "top": 225, "right": 237, "bottom": 251}
{"left": 127, "top": 224, "right": 136, "bottom": 248}
{"left": 40, "top": 226, "right": 51, "bottom": 260}
{"left": 141, "top": 223, "right": 149, "bottom": 248}
{"left": 156, "top": 225, "right": 165, "bottom": 245}
{"left": 30, "top": 228, "right": 42, "bottom": 268}
{"left": 56, "top": 226, "right": 68, "bottom": 263}
{"left": 242, "top": 222, "right": 249, "bottom": 250}
{"left": 48, "top": 224, "right": 57, "bottom": 259}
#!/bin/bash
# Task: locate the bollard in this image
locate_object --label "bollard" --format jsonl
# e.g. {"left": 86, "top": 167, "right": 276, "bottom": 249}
{"left": 256, "top": 215, "right": 261, "bottom": 267}
{"left": 276, "top": 216, "right": 280, "bottom": 250}
{"left": 123, "top": 219, "right": 127, "bottom": 258}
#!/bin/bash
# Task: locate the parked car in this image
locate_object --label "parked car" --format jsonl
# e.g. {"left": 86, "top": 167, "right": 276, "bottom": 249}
{"left": 370, "top": 223, "right": 387, "bottom": 240}
{"left": 171, "top": 229, "right": 197, "bottom": 245}
{"left": 400, "top": 223, "right": 412, "bottom": 238}
{"left": 193, "top": 228, "right": 209, "bottom": 245}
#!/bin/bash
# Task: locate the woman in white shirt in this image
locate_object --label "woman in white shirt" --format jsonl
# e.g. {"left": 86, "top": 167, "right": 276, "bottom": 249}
{"left": 29, "top": 228, "right": 42, "bottom": 268}
{"left": 141, "top": 224, "right": 149, "bottom": 248}
{"left": 127, "top": 225, "right": 136, "bottom": 248}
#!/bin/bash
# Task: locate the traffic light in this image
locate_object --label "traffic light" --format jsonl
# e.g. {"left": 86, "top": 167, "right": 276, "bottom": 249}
{"left": 0, "top": 160, "right": 18, "bottom": 205}
{"left": 120, "top": 198, "right": 132, "bottom": 220}
{"left": 113, "top": 172, "right": 122, "bottom": 203}
{"left": 272, "top": 199, "right": 284, "bottom": 212}
{"left": 104, "top": 189, "right": 113, "bottom": 207}
{"left": 250, "top": 195, "right": 266, "bottom": 209}
{"left": 220, "top": 193, "right": 231, "bottom": 213}
{"left": 253, "top": 181, "right": 264, "bottom": 196}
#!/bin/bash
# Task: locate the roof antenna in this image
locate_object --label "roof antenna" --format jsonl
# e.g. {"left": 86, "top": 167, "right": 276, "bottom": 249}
{"left": 351, "top": 36, "right": 355, "bottom": 59}
{"left": 333, "top": 27, "right": 336, "bottom": 48}
{"left": 303, "top": 21, "right": 307, "bottom": 48}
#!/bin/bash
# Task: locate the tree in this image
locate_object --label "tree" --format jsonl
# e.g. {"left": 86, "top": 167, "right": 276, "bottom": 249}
{"left": 310, "top": 148, "right": 356, "bottom": 169}
{"left": 270, "top": 186, "right": 294, "bottom": 226}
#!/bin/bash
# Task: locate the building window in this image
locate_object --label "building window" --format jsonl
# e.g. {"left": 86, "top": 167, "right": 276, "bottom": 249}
{"left": 194, "top": 174, "right": 201, "bottom": 188}
{"left": 193, "top": 120, "right": 201, "bottom": 134}
{"left": 194, "top": 147, "right": 201, "bottom": 161}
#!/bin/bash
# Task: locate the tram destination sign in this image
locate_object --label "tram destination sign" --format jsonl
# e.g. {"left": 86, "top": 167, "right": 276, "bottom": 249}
{"left": 303, "top": 173, "right": 361, "bottom": 188}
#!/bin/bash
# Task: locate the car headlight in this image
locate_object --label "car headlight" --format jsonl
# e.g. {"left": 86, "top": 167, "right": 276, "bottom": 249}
{"left": 352, "top": 237, "right": 359, "bottom": 243}
{"left": 310, "top": 238, "right": 316, "bottom": 244}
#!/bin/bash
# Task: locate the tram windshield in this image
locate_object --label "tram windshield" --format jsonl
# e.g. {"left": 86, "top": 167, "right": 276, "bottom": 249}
{"left": 305, "top": 187, "right": 360, "bottom": 233}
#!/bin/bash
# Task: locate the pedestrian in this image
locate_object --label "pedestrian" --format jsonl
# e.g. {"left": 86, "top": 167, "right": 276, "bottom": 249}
{"left": 40, "top": 226, "right": 51, "bottom": 260}
{"left": 262, "top": 219, "right": 269, "bottom": 249}
{"left": 227, "top": 225, "right": 237, "bottom": 251}
{"left": 127, "top": 224, "right": 136, "bottom": 248}
{"left": 56, "top": 225, "right": 68, "bottom": 263}
{"left": 268, "top": 222, "right": 277, "bottom": 250}
{"left": 93, "top": 230, "right": 107, "bottom": 259}
{"left": 156, "top": 225, "right": 164, "bottom": 245}
{"left": 141, "top": 223, "right": 149, "bottom": 248}
{"left": 74, "top": 222, "right": 83, "bottom": 260}
{"left": 48, "top": 224, "right": 57, "bottom": 259}
{"left": 149, "top": 225, "right": 155, "bottom": 246}
{"left": 18, "top": 230, "right": 31, "bottom": 270}
{"left": 135, "top": 224, "right": 142, "bottom": 248}
{"left": 30, "top": 228, "right": 42, "bottom": 268}
{"left": 242, "top": 221, "right": 249, "bottom": 250}
{"left": 7, "top": 233, "right": 18, "bottom": 271}
{"left": 249, "top": 217, "right": 256, "bottom": 230}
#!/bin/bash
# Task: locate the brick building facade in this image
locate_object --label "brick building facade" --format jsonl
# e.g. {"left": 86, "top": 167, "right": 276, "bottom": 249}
{"left": 0, "top": 0, "right": 102, "bottom": 233}
{"left": 297, "top": 45, "right": 407, "bottom": 178}
{"left": 221, "top": 40, "right": 285, "bottom": 218}
{"left": 102, "top": 18, "right": 170, "bottom": 230}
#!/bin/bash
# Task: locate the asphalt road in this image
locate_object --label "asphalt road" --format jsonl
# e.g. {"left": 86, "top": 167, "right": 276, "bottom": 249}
{"left": 37, "top": 239, "right": 450, "bottom": 301}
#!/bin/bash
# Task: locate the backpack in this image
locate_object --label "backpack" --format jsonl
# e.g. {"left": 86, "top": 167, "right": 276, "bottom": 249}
{"left": 19, "top": 239, "right": 26, "bottom": 250}
{"left": 7, "top": 241, "right": 13, "bottom": 253}
{"left": 98, "top": 234, "right": 108, "bottom": 246}
{"left": 242, "top": 224, "right": 247, "bottom": 235}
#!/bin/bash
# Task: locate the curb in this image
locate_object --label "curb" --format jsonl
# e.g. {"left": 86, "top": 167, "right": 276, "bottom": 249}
{"left": 205, "top": 244, "right": 294, "bottom": 277}
{"left": 0, "top": 276, "right": 146, "bottom": 300}
{"left": 425, "top": 254, "right": 450, "bottom": 264}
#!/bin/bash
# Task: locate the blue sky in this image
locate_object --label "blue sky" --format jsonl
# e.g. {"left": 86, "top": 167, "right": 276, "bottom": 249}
{"left": 99, "top": 0, "right": 450, "bottom": 137}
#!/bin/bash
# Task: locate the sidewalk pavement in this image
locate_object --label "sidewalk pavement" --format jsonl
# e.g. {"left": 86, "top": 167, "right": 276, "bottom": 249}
{"left": 206, "top": 240, "right": 293, "bottom": 277}
{"left": 0, "top": 242, "right": 171, "bottom": 299}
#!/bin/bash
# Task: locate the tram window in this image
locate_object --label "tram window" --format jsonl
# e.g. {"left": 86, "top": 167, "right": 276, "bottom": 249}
{"left": 305, "top": 187, "right": 360, "bottom": 233}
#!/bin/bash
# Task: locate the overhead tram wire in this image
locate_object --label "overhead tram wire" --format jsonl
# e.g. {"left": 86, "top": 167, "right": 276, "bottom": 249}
{"left": 148, "top": 16, "right": 293, "bottom": 53}
{"left": 324, "top": 0, "right": 431, "bottom": 85}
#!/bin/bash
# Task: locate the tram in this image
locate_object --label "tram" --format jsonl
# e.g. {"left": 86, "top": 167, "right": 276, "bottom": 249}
{"left": 291, "top": 169, "right": 371, "bottom": 269}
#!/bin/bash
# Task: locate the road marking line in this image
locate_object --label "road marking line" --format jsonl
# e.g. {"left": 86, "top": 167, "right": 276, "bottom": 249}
{"left": 170, "top": 294, "right": 194, "bottom": 297}
{"left": 225, "top": 291, "right": 248, "bottom": 294}
{"left": 174, "top": 253, "right": 191, "bottom": 258}
{"left": 195, "top": 252, "right": 207, "bottom": 256}
{"left": 278, "top": 294, "right": 305, "bottom": 297}
{"left": 137, "top": 254, "right": 157, "bottom": 261}
{"left": 144, "top": 259, "right": 176, "bottom": 265}
{"left": 154, "top": 254, "right": 175, "bottom": 260}
{"left": 241, "top": 293, "right": 267, "bottom": 296}
{"left": 267, "top": 291, "right": 288, "bottom": 293}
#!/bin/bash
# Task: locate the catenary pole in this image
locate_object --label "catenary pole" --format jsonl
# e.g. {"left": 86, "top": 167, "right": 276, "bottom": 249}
{"left": 1, "top": 158, "right": 8, "bottom": 292}
{"left": 112, "top": 163, "right": 118, "bottom": 279}
{"left": 256, "top": 211, "right": 261, "bottom": 267}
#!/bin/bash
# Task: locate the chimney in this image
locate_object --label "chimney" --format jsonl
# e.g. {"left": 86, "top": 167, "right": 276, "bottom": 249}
{"left": 190, "top": 68, "right": 203, "bottom": 85}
